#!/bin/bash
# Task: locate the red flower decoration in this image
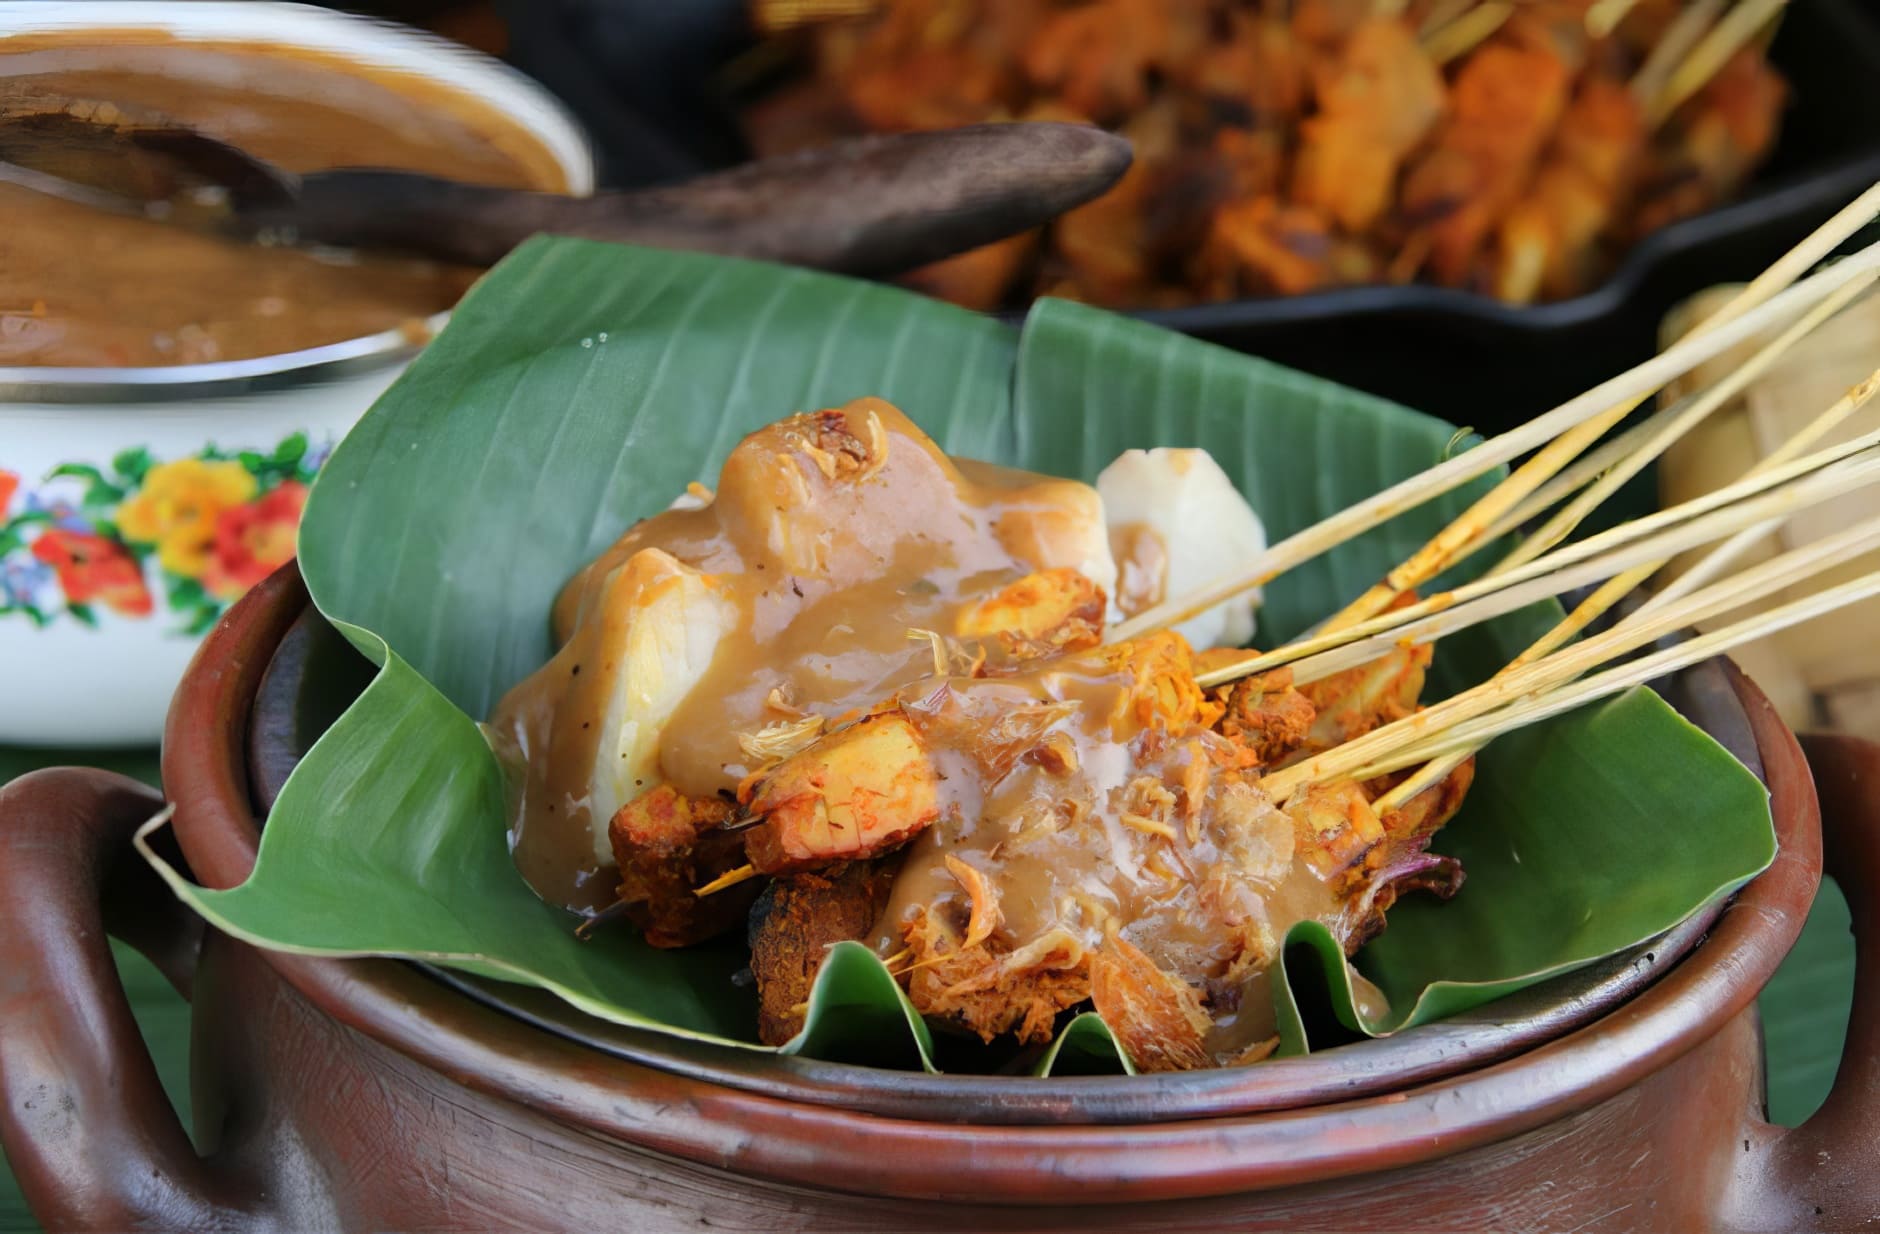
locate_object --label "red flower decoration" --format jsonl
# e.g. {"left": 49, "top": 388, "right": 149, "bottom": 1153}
{"left": 0, "top": 470, "right": 17, "bottom": 514}
{"left": 202, "top": 480, "right": 308, "bottom": 600}
{"left": 31, "top": 528, "right": 154, "bottom": 617}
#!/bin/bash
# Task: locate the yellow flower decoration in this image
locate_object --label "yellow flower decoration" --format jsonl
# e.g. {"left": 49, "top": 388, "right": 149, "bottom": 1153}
{"left": 118, "top": 458, "right": 258, "bottom": 578}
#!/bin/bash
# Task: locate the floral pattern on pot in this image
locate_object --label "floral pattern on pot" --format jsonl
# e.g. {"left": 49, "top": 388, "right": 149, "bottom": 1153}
{"left": 0, "top": 433, "right": 329, "bottom": 634}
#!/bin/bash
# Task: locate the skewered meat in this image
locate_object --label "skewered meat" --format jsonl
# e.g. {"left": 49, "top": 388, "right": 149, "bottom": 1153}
{"left": 1631, "top": 49, "right": 1786, "bottom": 240}
{"left": 1089, "top": 930, "right": 1214, "bottom": 1072}
{"left": 1292, "top": 18, "right": 1446, "bottom": 234}
{"left": 508, "top": 403, "right": 1472, "bottom": 1068}
{"left": 496, "top": 399, "right": 1121, "bottom": 912}
{"left": 899, "top": 907, "right": 1092, "bottom": 1044}
{"left": 1214, "top": 665, "right": 1319, "bottom": 767}
{"left": 1401, "top": 42, "right": 1574, "bottom": 285}
{"left": 749, "top": 858, "right": 903, "bottom": 1043}
{"left": 742, "top": 711, "right": 943, "bottom": 874}
{"left": 1492, "top": 73, "right": 1646, "bottom": 303}
{"left": 607, "top": 786, "right": 755, "bottom": 948}
{"left": 742, "top": 0, "right": 1786, "bottom": 308}
{"left": 1295, "top": 640, "right": 1434, "bottom": 753}
{"left": 956, "top": 566, "right": 1107, "bottom": 659}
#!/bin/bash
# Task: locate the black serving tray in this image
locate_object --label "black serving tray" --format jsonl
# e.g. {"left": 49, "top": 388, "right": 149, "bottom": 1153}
{"left": 489, "top": 0, "right": 1880, "bottom": 430}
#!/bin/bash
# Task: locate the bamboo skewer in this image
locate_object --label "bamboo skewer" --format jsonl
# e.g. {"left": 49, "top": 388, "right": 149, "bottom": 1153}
{"left": 1362, "top": 569, "right": 1880, "bottom": 782}
{"left": 1376, "top": 367, "right": 1880, "bottom": 810}
{"left": 750, "top": 0, "right": 878, "bottom": 34}
{"left": 1423, "top": 2, "right": 1514, "bottom": 65}
{"left": 1479, "top": 412, "right": 1678, "bottom": 545}
{"left": 1316, "top": 244, "right": 1880, "bottom": 636}
{"left": 1585, "top": 0, "right": 1643, "bottom": 37}
{"left": 1417, "top": 0, "right": 1478, "bottom": 38}
{"left": 1109, "top": 235, "right": 1880, "bottom": 643}
{"left": 1262, "top": 518, "right": 1880, "bottom": 800}
{"left": 1632, "top": 369, "right": 1880, "bottom": 619}
{"left": 1631, "top": 0, "right": 1728, "bottom": 107}
{"left": 1282, "top": 459, "right": 1880, "bottom": 690}
{"left": 1476, "top": 337, "right": 1872, "bottom": 546}
{"left": 1195, "top": 430, "right": 1880, "bottom": 689}
{"left": 695, "top": 864, "right": 760, "bottom": 896}
{"left": 1490, "top": 269, "right": 1880, "bottom": 575}
{"left": 1647, "top": 0, "right": 1791, "bottom": 128}
{"left": 1536, "top": 369, "right": 1880, "bottom": 658}
{"left": 1242, "top": 455, "right": 1880, "bottom": 693}
{"left": 574, "top": 899, "right": 634, "bottom": 940}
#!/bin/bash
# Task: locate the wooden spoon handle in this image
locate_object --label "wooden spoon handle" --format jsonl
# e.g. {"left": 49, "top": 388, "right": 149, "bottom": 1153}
{"left": 274, "top": 123, "right": 1131, "bottom": 274}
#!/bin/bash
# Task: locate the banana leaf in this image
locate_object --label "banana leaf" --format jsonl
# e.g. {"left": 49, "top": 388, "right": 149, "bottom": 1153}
{"left": 142, "top": 237, "right": 1775, "bottom": 1075}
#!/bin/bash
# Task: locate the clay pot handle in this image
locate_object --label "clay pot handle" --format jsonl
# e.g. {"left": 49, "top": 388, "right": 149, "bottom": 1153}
{"left": 0, "top": 767, "right": 264, "bottom": 1230}
{"left": 1745, "top": 734, "right": 1880, "bottom": 1229}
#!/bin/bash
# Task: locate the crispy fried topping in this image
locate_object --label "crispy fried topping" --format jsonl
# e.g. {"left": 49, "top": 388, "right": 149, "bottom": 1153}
{"left": 1089, "top": 931, "right": 1213, "bottom": 1073}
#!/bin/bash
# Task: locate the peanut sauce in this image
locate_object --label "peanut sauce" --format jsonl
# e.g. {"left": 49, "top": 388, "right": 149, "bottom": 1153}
{"left": 0, "top": 36, "right": 564, "bottom": 367}
{"left": 492, "top": 398, "right": 1392, "bottom": 1050}
{"left": 1108, "top": 520, "right": 1168, "bottom": 616}
{"left": 489, "top": 400, "right": 1112, "bottom": 912}
{"left": 868, "top": 643, "right": 1380, "bottom": 1054}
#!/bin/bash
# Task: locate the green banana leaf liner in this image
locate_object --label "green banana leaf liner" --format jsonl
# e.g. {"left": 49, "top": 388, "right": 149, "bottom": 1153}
{"left": 142, "top": 237, "right": 1775, "bottom": 1075}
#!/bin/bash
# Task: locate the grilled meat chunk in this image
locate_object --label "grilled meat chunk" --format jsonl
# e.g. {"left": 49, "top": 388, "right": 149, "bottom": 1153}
{"left": 749, "top": 859, "right": 902, "bottom": 1045}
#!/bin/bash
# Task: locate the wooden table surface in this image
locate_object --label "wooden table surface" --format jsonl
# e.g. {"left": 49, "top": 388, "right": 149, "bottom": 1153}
{"left": 0, "top": 744, "right": 1855, "bottom": 1232}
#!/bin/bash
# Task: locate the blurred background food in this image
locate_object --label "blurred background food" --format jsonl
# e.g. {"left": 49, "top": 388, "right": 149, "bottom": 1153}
{"left": 738, "top": 0, "right": 1789, "bottom": 312}
{"left": 320, "top": 0, "right": 1880, "bottom": 427}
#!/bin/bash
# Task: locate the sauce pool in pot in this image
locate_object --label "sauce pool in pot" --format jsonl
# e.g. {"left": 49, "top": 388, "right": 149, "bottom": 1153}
{"left": 0, "top": 35, "right": 566, "bottom": 368}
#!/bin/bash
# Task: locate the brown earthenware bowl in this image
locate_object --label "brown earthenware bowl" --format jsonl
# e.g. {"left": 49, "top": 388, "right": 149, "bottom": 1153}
{"left": 2, "top": 562, "right": 1876, "bottom": 1231}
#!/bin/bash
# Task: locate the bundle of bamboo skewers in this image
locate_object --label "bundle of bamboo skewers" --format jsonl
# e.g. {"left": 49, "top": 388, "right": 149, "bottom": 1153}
{"left": 1102, "top": 177, "right": 1880, "bottom": 817}
{"left": 1660, "top": 279, "right": 1880, "bottom": 740}
{"left": 687, "top": 180, "right": 1880, "bottom": 920}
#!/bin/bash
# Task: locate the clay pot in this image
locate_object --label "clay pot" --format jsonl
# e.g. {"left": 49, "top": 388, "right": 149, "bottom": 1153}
{"left": 1, "top": 564, "right": 1875, "bottom": 1231}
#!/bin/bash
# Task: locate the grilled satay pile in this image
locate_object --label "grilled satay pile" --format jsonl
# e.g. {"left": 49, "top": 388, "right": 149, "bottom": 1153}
{"left": 742, "top": 0, "right": 1786, "bottom": 308}
{"left": 489, "top": 399, "right": 1474, "bottom": 1069}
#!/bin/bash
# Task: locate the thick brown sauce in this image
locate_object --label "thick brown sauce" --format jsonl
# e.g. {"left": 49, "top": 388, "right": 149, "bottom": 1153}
{"left": 1109, "top": 521, "right": 1169, "bottom": 617}
{"left": 490, "top": 401, "right": 1110, "bottom": 912}
{"left": 868, "top": 645, "right": 1368, "bottom": 1054}
{"left": 0, "top": 37, "right": 563, "bottom": 367}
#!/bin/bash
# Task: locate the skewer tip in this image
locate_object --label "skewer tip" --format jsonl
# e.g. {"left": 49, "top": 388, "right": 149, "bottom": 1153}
{"left": 695, "top": 864, "right": 761, "bottom": 897}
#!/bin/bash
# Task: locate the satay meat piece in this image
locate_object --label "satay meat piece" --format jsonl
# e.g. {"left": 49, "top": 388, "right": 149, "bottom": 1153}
{"left": 956, "top": 566, "right": 1106, "bottom": 659}
{"left": 742, "top": 711, "right": 943, "bottom": 874}
{"left": 1401, "top": 43, "right": 1574, "bottom": 286}
{"left": 1632, "top": 49, "right": 1786, "bottom": 239}
{"left": 1292, "top": 18, "right": 1446, "bottom": 234}
{"left": 1492, "top": 74, "right": 1645, "bottom": 303}
{"left": 749, "top": 858, "right": 903, "bottom": 1045}
{"left": 1206, "top": 196, "right": 1340, "bottom": 296}
{"left": 1214, "top": 664, "right": 1319, "bottom": 767}
{"left": 608, "top": 786, "right": 756, "bottom": 948}
{"left": 1294, "top": 640, "right": 1433, "bottom": 753}
{"left": 899, "top": 906, "right": 1093, "bottom": 1045}
{"left": 1187, "top": 12, "right": 1309, "bottom": 127}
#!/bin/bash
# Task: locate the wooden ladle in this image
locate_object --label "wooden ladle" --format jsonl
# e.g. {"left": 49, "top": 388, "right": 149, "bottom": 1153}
{"left": 0, "top": 88, "right": 1131, "bottom": 276}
